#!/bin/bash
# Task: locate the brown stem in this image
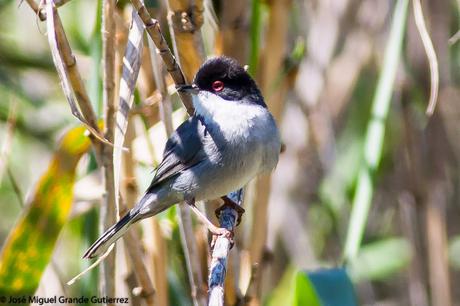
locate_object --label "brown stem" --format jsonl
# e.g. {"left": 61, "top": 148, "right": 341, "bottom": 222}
{"left": 130, "top": 0, "right": 194, "bottom": 113}
{"left": 99, "top": 0, "right": 118, "bottom": 303}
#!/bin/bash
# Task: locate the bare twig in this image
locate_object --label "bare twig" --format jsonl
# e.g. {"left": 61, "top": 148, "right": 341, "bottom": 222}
{"left": 129, "top": 0, "right": 194, "bottom": 113}
{"left": 23, "top": 0, "right": 73, "bottom": 21}
{"left": 412, "top": 0, "right": 439, "bottom": 116}
{"left": 23, "top": 0, "right": 46, "bottom": 20}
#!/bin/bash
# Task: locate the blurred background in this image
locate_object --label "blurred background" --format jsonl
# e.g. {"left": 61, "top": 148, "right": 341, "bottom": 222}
{"left": 0, "top": 0, "right": 459, "bottom": 305}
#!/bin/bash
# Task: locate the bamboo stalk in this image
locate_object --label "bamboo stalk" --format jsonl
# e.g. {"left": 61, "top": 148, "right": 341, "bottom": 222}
{"left": 99, "top": 0, "right": 118, "bottom": 303}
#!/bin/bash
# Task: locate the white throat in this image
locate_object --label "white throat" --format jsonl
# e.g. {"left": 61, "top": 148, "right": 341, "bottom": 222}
{"left": 192, "top": 91, "right": 267, "bottom": 140}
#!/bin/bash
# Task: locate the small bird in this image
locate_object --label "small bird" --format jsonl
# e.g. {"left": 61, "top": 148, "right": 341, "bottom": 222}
{"left": 83, "top": 56, "right": 281, "bottom": 259}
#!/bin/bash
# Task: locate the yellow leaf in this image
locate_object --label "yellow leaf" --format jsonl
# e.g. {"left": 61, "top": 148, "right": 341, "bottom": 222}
{"left": 0, "top": 125, "right": 92, "bottom": 298}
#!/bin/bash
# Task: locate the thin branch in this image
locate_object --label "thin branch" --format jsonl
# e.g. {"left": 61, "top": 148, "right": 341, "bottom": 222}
{"left": 129, "top": 0, "right": 194, "bottom": 114}
{"left": 412, "top": 0, "right": 439, "bottom": 116}
{"left": 208, "top": 190, "right": 244, "bottom": 306}
{"left": 22, "top": 0, "right": 73, "bottom": 21}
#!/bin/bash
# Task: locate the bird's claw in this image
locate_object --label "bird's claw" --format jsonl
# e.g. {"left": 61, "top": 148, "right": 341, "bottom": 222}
{"left": 210, "top": 228, "right": 234, "bottom": 250}
{"left": 215, "top": 196, "right": 245, "bottom": 225}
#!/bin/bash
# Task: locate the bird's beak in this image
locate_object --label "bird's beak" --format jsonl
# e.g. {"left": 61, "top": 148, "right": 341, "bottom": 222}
{"left": 177, "top": 84, "right": 199, "bottom": 94}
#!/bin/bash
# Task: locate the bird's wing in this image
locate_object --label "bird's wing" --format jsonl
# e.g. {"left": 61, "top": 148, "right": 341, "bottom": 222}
{"left": 148, "top": 116, "right": 209, "bottom": 189}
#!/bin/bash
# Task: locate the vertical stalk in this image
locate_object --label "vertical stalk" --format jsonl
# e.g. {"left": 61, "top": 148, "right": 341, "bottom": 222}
{"left": 343, "top": 0, "right": 409, "bottom": 262}
{"left": 164, "top": 1, "right": 207, "bottom": 304}
{"left": 247, "top": 0, "right": 291, "bottom": 303}
{"left": 100, "top": 0, "right": 118, "bottom": 303}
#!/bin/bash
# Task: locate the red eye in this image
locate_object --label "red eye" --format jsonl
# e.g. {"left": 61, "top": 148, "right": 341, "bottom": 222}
{"left": 212, "top": 80, "right": 224, "bottom": 92}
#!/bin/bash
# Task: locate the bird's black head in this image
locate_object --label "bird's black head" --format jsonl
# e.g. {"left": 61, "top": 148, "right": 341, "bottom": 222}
{"left": 193, "top": 56, "right": 267, "bottom": 108}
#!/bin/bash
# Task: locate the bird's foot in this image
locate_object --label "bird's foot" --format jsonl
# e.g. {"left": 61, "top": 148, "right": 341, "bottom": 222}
{"left": 210, "top": 227, "right": 234, "bottom": 250}
{"left": 215, "top": 196, "right": 245, "bottom": 226}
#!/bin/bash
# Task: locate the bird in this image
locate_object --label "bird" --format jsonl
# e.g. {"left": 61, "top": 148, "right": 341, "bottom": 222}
{"left": 83, "top": 56, "right": 281, "bottom": 259}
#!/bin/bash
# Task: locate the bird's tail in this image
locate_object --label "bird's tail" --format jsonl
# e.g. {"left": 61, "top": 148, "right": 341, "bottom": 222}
{"left": 83, "top": 192, "right": 174, "bottom": 259}
{"left": 83, "top": 209, "right": 139, "bottom": 259}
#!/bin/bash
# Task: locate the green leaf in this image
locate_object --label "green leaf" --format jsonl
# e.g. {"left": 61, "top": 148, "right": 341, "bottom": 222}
{"left": 343, "top": 0, "right": 409, "bottom": 261}
{"left": 0, "top": 125, "right": 92, "bottom": 299}
{"left": 266, "top": 267, "right": 357, "bottom": 306}
{"left": 347, "top": 237, "right": 411, "bottom": 282}
{"left": 294, "top": 271, "right": 321, "bottom": 306}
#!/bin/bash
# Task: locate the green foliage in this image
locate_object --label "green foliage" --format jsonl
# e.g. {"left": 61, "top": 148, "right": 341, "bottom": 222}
{"left": 348, "top": 237, "right": 411, "bottom": 282}
{"left": 0, "top": 126, "right": 92, "bottom": 299}
{"left": 343, "top": 0, "right": 409, "bottom": 262}
{"left": 266, "top": 267, "right": 358, "bottom": 306}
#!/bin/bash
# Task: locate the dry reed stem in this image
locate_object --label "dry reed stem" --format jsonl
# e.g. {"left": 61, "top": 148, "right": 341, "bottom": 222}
{"left": 122, "top": 217, "right": 156, "bottom": 306}
{"left": 44, "top": 0, "right": 107, "bottom": 156}
{"left": 130, "top": 0, "right": 194, "bottom": 114}
{"left": 99, "top": 0, "right": 118, "bottom": 303}
{"left": 425, "top": 183, "right": 451, "bottom": 306}
{"left": 247, "top": 0, "right": 291, "bottom": 303}
{"left": 24, "top": 0, "right": 71, "bottom": 21}
{"left": 137, "top": 35, "right": 160, "bottom": 126}
{"left": 412, "top": 0, "right": 439, "bottom": 116}
{"left": 217, "top": 0, "right": 249, "bottom": 62}
{"left": 398, "top": 193, "right": 429, "bottom": 306}
{"left": 166, "top": 0, "right": 205, "bottom": 82}
{"left": 114, "top": 11, "right": 144, "bottom": 222}
{"left": 143, "top": 35, "right": 171, "bottom": 306}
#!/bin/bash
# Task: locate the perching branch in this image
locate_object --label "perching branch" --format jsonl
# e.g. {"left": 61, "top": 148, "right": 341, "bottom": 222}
{"left": 208, "top": 190, "right": 244, "bottom": 306}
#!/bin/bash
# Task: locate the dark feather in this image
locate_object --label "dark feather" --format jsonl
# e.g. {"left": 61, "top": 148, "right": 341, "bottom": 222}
{"left": 148, "top": 116, "right": 209, "bottom": 190}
